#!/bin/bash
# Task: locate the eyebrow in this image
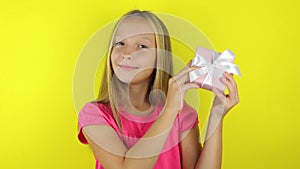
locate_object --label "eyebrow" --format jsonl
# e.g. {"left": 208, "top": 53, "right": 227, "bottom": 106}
{"left": 115, "top": 34, "right": 154, "bottom": 43}
{"left": 139, "top": 37, "right": 153, "bottom": 43}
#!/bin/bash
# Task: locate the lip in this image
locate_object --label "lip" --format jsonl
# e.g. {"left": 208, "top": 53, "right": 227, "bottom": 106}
{"left": 118, "top": 64, "right": 139, "bottom": 70}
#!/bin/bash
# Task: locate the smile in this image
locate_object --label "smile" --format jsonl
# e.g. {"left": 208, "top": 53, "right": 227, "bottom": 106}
{"left": 118, "top": 64, "right": 139, "bottom": 70}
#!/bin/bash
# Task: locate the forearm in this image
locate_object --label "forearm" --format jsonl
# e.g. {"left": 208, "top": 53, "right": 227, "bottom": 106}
{"left": 195, "top": 115, "right": 223, "bottom": 169}
{"left": 85, "top": 105, "right": 179, "bottom": 169}
{"left": 194, "top": 72, "right": 238, "bottom": 169}
{"left": 123, "top": 105, "right": 179, "bottom": 169}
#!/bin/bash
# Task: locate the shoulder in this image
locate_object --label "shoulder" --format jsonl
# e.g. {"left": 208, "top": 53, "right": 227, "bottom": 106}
{"left": 80, "top": 102, "right": 112, "bottom": 115}
{"left": 80, "top": 101, "right": 112, "bottom": 114}
{"left": 77, "top": 102, "right": 115, "bottom": 144}
{"left": 78, "top": 102, "right": 114, "bottom": 127}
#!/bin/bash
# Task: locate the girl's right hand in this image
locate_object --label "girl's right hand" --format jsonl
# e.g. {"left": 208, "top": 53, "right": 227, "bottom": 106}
{"left": 165, "top": 62, "right": 199, "bottom": 111}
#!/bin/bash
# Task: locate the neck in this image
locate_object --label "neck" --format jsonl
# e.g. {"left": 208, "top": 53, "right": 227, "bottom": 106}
{"left": 128, "top": 80, "right": 151, "bottom": 112}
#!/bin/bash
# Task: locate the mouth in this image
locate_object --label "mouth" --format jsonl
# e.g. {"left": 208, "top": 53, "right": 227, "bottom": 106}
{"left": 118, "top": 64, "right": 139, "bottom": 70}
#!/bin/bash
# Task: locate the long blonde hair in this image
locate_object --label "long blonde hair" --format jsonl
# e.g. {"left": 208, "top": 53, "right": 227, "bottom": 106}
{"left": 95, "top": 10, "right": 173, "bottom": 131}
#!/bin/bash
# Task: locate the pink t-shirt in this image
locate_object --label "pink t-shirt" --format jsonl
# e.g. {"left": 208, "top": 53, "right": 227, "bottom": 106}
{"left": 78, "top": 102, "right": 198, "bottom": 169}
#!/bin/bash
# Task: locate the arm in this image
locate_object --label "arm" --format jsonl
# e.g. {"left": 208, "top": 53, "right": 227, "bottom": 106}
{"left": 194, "top": 117, "right": 223, "bottom": 169}
{"left": 83, "top": 66, "right": 199, "bottom": 169}
{"left": 180, "top": 72, "right": 239, "bottom": 169}
{"left": 180, "top": 121, "right": 223, "bottom": 169}
{"left": 195, "top": 72, "right": 239, "bottom": 169}
{"left": 179, "top": 126, "right": 202, "bottom": 169}
{"left": 83, "top": 105, "right": 177, "bottom": 169}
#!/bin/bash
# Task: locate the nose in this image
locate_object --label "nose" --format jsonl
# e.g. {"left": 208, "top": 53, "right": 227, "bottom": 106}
{"left": 122, "top": 46, "right": 134, "bottom": 60}
{"left": 122, "top": 53, "right": 133, "bottom": 60}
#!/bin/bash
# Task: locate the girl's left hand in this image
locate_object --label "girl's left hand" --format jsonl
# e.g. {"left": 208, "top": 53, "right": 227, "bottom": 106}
{"left": 211, "top": 72, "right": 239, "bottom": 118}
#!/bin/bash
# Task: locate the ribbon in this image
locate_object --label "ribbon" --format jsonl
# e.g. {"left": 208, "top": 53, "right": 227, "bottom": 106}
{"left": 189, "top": 48, "right": 242, "bottom": 90}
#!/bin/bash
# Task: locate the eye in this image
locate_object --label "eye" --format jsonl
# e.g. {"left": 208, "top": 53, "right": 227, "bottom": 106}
{"left": 138, "top": 44, "right": 148, "bottom": 49}
{"left": 115, "top": 41, "right": 124, "bottom": 46}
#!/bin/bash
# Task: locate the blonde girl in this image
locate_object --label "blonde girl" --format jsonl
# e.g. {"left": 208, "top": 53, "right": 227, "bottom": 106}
{"left": 78, "top": 10, "right": 239, "bottom": 169}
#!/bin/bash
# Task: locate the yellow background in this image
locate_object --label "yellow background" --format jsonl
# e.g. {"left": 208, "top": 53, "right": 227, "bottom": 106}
{"left": 1, "top": 0, "right": 299, "bottom": 169}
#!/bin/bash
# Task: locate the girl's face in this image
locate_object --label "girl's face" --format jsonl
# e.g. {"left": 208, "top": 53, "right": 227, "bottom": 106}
{"left": 110, "top": 16, "right": 156, "bottom": 85}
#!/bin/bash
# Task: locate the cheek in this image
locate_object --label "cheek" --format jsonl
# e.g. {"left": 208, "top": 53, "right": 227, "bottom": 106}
{"left": 110, "top": 49, "right": 120, "bottom": 69}
{"left": 110, "top": 49, "right": 118, "bottom": 61}
{"left": 138, "top": 51, "right": 156, "bottom": 67}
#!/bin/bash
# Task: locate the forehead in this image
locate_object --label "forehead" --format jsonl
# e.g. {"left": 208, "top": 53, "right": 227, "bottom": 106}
{"left": 115, "top": 15, "right": 155, "bottom": 40}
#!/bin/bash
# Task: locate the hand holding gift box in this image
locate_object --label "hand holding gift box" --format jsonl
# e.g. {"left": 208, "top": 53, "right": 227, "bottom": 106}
{"left": 189, "top": 46, "right": 242, "bottom": 92}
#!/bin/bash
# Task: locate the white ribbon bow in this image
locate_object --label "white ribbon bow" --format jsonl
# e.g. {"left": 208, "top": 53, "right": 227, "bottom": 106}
{"left": 189, "top": 49, "right": 242, "bottom": 89}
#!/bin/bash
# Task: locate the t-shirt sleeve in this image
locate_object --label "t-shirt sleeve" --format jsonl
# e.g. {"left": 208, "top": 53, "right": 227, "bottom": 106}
{"left": 177, "top": 102, "right": 199, "bottom": 133}
{"left": 77, "top": 102, "right": 110, "bottom": 144}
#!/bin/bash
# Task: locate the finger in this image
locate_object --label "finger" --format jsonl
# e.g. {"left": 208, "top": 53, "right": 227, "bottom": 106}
{"left": 173, "top": 66, "right": 190, "bottom": 81}
{"left": 222, "top": 77, "right": 234, "bottom": 94}
{"left": 222, "top": 74, "right": 236, "bottom": 96}
{"left": 173, "top": 65, "right": 198, "bottom": 82}
{"left": 225, "top": 73, "right": 239, "bottom": 97}
{"left": 225, "top": 79, "right": 239, "bottom": 101}
{"left": 224, "top": 72, "right": 237, "bottom": 88}
{"left": 187, "top": 59, "right": 193, "bottom": 66}
{"left": 181, "top": 82, "right": 199, "bottom": 92}
{"left": 212, "top": 88, "right": 225, "bottom": 100}
{"left": 175, "top": 72, "right": 190, "bottom": 85}
{"left": 175, "top": 67, "right": 200, "bottom": 85}
{"left": 173, "top": 58, "right": 200, "bottom": 80}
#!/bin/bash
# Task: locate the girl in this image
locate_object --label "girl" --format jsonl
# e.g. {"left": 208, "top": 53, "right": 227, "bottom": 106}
{"left": 78, "top": 10, "right": 239, "bottom": 169}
